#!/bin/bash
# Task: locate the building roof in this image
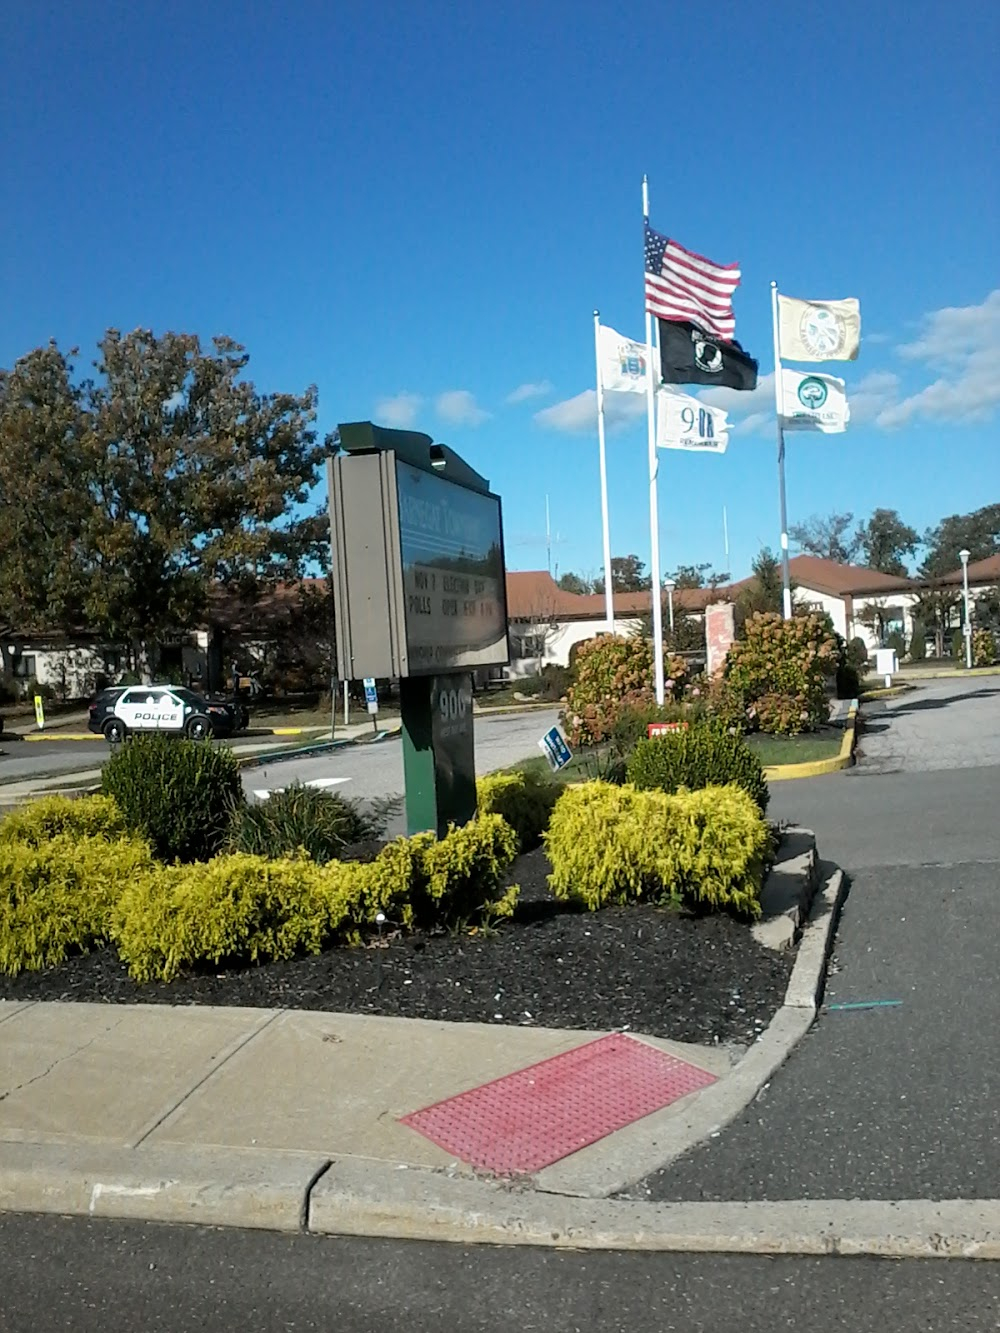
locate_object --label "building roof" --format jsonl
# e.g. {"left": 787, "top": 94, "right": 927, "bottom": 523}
{"left": 932, "top": 553, "right": 1000, "bottom": 587}
{"left": 782, "top": 555, "right": 915, "bottom": 597}
{"left": 505, "top": 571, "right": 718, "bottom": 621}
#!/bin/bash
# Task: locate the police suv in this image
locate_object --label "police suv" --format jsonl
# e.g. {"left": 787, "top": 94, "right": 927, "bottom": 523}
{"left": 88, "top": 685, "right": 236, "bottom": 744}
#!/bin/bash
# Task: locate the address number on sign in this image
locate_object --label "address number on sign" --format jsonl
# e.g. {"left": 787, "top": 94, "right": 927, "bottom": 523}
{"left": 438, "top": 687, "right": 470, "bottom": 722}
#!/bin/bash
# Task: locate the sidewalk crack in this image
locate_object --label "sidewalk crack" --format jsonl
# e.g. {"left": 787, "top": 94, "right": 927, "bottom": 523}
{"left": 0, "top": 1016, "right": 127, "bottom": 1103}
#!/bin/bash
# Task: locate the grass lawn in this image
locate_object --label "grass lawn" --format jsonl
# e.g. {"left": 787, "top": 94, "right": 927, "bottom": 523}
{"left": 745, "top": 731, "right": 842, "bottom": 766}
{"left": 503, "top": 750, "right": 612, "bottom": 785}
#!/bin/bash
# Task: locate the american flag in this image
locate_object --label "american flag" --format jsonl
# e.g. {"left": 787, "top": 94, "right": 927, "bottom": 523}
{"left": 644, "top": 223, "right": 741, "bottom": 341}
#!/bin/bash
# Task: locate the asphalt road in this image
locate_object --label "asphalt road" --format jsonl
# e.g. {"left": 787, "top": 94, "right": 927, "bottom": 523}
{"left": 241, "top": 708, "right": 561, "bottom": 807}
{"left": 2, "top": 1214, "right": 998, "bottom": 1333}
{"left": 638, "top": 677, "right": 1000, "bottom": 1203}
{"left": 0, "top": 709, "right": 561, "bottom": 798}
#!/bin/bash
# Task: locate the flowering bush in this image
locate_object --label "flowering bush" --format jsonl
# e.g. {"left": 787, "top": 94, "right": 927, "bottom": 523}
{"left": 726, "top": 612, "right": 838, "bottom": 734}
{"left": 663, "top": 653, "right": 690, "bottom": 701}
{"left": 562, "top": 635, "right": 654, "bottom": 746}
{"left": 699, "top": 673, "right": 747, "bottom": 733}
{"left": 972, "top": 628, "right": 997, "bottom": 668}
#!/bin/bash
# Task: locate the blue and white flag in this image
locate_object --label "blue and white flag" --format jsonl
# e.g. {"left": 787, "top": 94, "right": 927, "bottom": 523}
{"left": 598, "top": 323, "right": 654, "bottom": 394}
{"left": 780, "top": 369, "right": 850, "bottom": 433}
{"left": 656, "top": 385, "right": 729, "bottom": 453}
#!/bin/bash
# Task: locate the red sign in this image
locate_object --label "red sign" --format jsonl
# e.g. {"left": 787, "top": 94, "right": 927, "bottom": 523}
{"left": 647, "top": 721, "right": 689, "bottom": 737}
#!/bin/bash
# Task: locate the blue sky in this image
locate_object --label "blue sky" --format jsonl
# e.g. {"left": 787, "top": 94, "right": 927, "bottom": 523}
{"left": 2, "top": 0, "right": 997, "bottom": 580}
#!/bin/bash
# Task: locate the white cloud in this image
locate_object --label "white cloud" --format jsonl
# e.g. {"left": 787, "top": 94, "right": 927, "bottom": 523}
{"left": 435, "top": 389, "right": 490, "bottom": 426}
{"left": 879, "top": 290, "right": 1000, "bottom": 427}
{"left": 375, "top": 391, "right": 423, "bottom": 428}
{"left": 897, "top": 290, "right": 1000, "bottom": 364}
{"left": 863, "top": 331, "right": 892, "bottom": 346}
{"left": 847, "top": 371, "right": 901, "bottom": 425}
{"left": 506, "top": 380, "right": 553, "bottom": 404}
{"left": 534, "top": 388, "right": 645, "bottom": 434}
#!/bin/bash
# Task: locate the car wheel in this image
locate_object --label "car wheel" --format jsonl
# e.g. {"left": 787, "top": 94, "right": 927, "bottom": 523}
{"left": 186, "top": 716, "right": 211, "bottom": 741}
{"left": 103, "top": 718, "right": 127, "bottom": 744}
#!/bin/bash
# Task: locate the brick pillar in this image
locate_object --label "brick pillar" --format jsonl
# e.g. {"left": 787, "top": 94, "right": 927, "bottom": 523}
{"left": 705, "top": 601, "right": 736, "bottom": 676}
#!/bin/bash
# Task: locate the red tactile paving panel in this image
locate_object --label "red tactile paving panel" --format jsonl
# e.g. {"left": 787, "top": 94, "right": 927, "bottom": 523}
{"left": 399, "top": 1033, "right": 717, "bottom": 1175}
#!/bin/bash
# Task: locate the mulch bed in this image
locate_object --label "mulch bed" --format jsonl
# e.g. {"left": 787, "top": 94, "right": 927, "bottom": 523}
{"left": 0, "top": 848, "right": 794, "bottom": 1044}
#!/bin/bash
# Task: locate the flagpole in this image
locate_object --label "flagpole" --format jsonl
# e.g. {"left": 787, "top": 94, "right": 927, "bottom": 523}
{"left": 593, "top": 310, "right": 615, "bottom": 634}
{"left": 643, "top": 176, "right": 666, "bottom": 704}
{"left": 771, "top": 280, "right": 792, "bottom": 619}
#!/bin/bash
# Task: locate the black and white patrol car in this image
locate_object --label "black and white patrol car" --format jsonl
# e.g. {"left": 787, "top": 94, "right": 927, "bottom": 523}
{"left": 88, "top": 685, "right": 236, "bottom": 744}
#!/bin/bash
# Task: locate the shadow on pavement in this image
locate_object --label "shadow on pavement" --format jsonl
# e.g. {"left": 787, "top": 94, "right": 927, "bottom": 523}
{"left": 887, "top": 686, "right": 1000, "bottom": 716}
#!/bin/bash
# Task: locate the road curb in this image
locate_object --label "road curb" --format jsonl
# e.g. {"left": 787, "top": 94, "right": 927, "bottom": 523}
{"left": 859, "top": 684, "right": 914, "bottom": 701}
{"left": 235, "top": 726, "right": 402, "bottom": 770}
{"left": 307, "top": 1165, "right": 1000, "bottom": 1257}
{"left": 4, "top": 1138, "right": 999, "bottom": 1257}
{"left": 763, "top": 700, "right": 858, "bottom": 782}
{"left": 536, "top": 859, "right": 844, "bottom": 1199}
{"left": 0, "top": 1142, "right": 329, "bottom": 1233}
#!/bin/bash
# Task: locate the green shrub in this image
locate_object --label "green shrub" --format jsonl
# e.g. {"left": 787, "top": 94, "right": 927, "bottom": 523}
{"left": 225, "top": 784, "right": 383, "bottom": 863}
{"left": 726, "top": 612, "right": 837, "bottom": 734}
{"left": 951, "top": 628, "right": 966, "bottom": 661}
{"left": 538, "top": 663, "right": 572, "bottom": 701}
{"left": 545, "top": 781, "right": 768, "bottom": 917}
{"left": 563, "top": 635, "right": 655, "bottom": 746}
{"left": 835, "top": 663, "right": 862, "bottom": 700}
{"left": 112, "top": 852, "right": 340, "bottom": 983}
{"left": 908, "top": 624, "right": 927, "bottom": 662}
{"left": 415, "top": 814, "right": 519, "bottom": 928}
{"left": 0, "top": 794, "right": 127, "bottom": 846}
{"left": 886, "top": 630, "right": 906, "bottom": 659}
{"left": 0, "top": 833, "right": 156, "bottom": 975}
{"left": 846, "top": 637, "right": 870, "bottom": 670}
{"left": 101, "top": 735, "right": 243, "bottom": 863}
{"left": 609, "top": 699, "right": 700, "bottom": 758}
{"left": 476, "top": 771, "right": 560, "bottom": 850}
{"left": 111, "top": 818, "right": 519, "bottom": 983}
{"left": 626, "top": 721, "right": 769, "bottom": 813}
{"left": 973, "top": 628, "right": 997, "bottom": 667}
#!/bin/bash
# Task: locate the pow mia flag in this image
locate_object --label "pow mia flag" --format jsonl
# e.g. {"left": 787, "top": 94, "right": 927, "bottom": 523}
{"left": 658, "top": 319, "right": 759, "bottom": 391}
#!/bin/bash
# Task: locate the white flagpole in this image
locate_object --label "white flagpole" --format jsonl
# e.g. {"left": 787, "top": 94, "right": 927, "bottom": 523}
{"left": 643, "top": 176, "right": 665, "bottom": 704}
{"left": 771, "top": 280, "right": 793, "bottom": 619}
{"left": 593, "top": 310, "right": 615, "bottom": 634}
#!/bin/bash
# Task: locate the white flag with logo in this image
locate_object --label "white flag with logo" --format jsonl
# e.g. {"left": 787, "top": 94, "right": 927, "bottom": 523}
{"left": 780, "top": 369, "right": 850, "bottom": 433}
{"left": 598, "top": 323, "right": 654, "bottom": 394}
{"left": 656, "top": 386, "right": 729, "bottom": 453}
{"left": 777, "top": 295, "right": 861, "bottom": 362}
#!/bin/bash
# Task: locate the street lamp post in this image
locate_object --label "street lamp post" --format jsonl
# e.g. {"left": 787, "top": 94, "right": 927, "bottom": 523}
{"left": 959, "top": 548, "right": 972, "bottom": 669}
{"left": 664, "top": 579, "right": 676, "bottom": 635}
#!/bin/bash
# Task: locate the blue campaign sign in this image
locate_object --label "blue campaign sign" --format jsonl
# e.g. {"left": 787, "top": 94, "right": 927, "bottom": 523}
{"left": 539, "top": 725, "right": 572, "bottom": 772}
{"left": 363, "top": 677, "right": 379, "bottom": 714}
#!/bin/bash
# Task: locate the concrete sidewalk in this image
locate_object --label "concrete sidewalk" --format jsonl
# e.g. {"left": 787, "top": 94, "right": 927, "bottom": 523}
{"left": 3, "top": 862, "right": 949, "bottom": 1257}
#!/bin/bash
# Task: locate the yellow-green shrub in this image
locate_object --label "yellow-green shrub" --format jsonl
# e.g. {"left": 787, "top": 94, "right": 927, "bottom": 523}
{"left": 0, "top": 794, "right": 127, "bottom": 847}
{"left": 417, "top": 814, "right": 519, "bottom": 927}
{"left": 111, "top": 852, "right": 339, "bottom": 984}
{"left": 0, "top": 832, "right": 157, "bottom": 975}
{"left": 476, "top": 771, "right": 560, "bottom": 850}
{"left": 545, "top": 781, "right": 769, "bottom": 917}
{"left": 109, "top": 819, "right": 521, "bottom": 984}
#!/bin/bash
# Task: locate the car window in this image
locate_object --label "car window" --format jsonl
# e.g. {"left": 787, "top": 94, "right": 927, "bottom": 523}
{"left": 121, "top": 690, "right": 145, "bottom": 705}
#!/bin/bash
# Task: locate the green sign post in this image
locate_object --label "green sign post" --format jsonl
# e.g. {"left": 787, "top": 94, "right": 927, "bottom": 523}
{"left": 327, "top": 423, "right": 509, "bottom": 838}
{"left": 400, "top": 674, "right": 476, "bottom": 836}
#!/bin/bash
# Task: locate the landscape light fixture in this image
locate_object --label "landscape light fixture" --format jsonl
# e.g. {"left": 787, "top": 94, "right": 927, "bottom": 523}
{"left": 664, "top": 578, "right": 676, "bottom": 634}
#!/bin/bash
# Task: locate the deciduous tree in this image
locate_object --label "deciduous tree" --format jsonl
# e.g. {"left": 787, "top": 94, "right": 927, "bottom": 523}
{"left": 789, "top": 511, "right": 859, "bottom": 563}
{"left": 855, "top": 508, "right": 918, "bottom": 576}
